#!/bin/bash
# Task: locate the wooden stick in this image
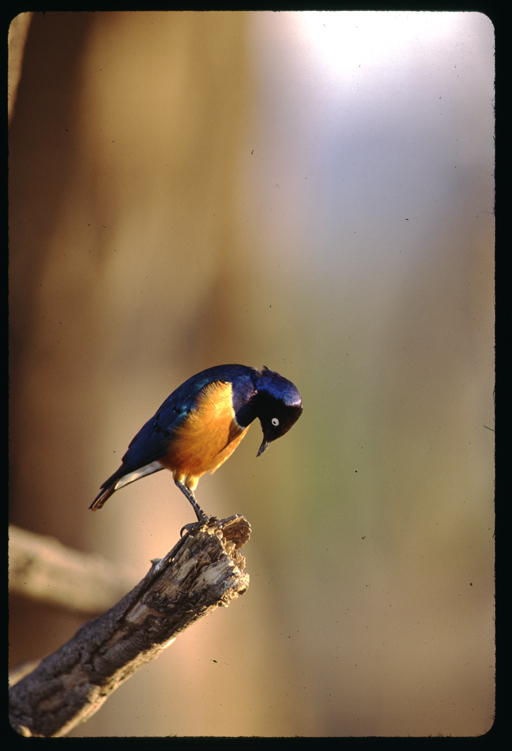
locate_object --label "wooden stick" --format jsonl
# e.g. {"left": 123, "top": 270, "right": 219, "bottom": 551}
{"left": 9, "top": 515, "right": 251, "bottom": 737}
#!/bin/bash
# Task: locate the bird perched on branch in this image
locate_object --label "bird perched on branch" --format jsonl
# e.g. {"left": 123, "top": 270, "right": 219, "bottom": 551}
{"left": 90, "top": 364, "right": 303, "bottom": 524}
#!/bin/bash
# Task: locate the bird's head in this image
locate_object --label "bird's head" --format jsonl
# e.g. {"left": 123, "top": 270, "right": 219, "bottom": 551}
{"left": 253, "top": 367, "right": 303, "bottom": 456}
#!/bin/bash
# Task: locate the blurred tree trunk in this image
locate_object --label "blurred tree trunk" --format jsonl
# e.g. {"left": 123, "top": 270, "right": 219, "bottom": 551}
{"left": 9, "top": 12, "right": 254, "bottom": 727}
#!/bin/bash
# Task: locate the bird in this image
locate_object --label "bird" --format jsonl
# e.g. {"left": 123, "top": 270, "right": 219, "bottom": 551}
{"left": 90, "top": 364, "right": 303, "bottom": 524}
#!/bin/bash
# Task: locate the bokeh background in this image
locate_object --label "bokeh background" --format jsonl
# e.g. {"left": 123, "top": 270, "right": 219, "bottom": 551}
{"left": 9, "top": 11, "right": 494, "bottom": 737}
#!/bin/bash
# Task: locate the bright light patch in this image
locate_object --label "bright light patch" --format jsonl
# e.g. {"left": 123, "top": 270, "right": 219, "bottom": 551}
{"left": 288, "top": 11, "right": 480, "bottom": 87}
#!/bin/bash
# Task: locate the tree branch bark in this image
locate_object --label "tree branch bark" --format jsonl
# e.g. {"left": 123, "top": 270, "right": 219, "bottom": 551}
{"left": 9, "top": 515, "right": 251, "bottom": 737}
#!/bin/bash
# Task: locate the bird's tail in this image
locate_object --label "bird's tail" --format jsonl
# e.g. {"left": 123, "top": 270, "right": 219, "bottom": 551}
{"left": 89, "top": 483, "right": 116, "bottom": 511}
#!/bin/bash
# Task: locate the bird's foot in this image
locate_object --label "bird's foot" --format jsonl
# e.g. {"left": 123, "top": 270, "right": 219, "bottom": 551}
{"left": 180, "top": 515, "right": 219, "bottom": 537}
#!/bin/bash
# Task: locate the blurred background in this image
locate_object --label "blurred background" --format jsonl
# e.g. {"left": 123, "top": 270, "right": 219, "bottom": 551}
{"left": 9, "top": 11, "right": 494, "bottom": 737}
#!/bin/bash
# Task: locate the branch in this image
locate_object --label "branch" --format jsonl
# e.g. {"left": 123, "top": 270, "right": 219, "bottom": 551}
{"left": 9, "top": 515, "right": 251, "bottom": 738}
{"left": 9, "top": 525, "right": 136, "bottom": 616}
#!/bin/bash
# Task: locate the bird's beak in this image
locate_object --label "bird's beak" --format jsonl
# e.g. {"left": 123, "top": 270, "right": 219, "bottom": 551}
{"left": 256, "top": 439, "right": 270, "bottom": 457}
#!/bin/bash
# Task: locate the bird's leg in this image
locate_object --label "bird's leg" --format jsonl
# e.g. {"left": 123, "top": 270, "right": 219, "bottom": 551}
{"left": 175, "top": 480, "right": 210, "bottom": 535}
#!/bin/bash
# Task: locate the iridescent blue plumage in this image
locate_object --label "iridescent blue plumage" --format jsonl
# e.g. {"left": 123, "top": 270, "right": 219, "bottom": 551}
{"left": 90, "top": 364, "right": 302, "bottom": 522}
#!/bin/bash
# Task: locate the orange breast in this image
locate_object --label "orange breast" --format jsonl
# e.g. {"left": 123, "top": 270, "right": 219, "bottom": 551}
{"left": 160, "top": 380, "right": 249, "bottom": 489}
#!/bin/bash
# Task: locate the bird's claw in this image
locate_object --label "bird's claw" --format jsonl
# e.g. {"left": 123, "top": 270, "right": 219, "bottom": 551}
{"left": 180, "top": 515, "right": 218, "bottom": 537}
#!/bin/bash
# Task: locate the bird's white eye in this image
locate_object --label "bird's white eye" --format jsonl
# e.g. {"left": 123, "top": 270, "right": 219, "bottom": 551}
{"left": 271, "top": 417, "right": 279, "bottom": 427}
